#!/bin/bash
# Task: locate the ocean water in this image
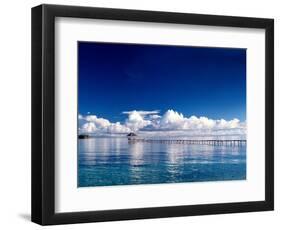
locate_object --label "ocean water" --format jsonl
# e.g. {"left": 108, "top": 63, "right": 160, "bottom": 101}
{"left": 78, "top": 137, "right": 246, "bottom": 187}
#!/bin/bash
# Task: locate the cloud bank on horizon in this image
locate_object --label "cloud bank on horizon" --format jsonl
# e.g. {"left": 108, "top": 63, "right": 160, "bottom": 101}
{"left": 78, "top": 110, "right": 246, "bottom": 138}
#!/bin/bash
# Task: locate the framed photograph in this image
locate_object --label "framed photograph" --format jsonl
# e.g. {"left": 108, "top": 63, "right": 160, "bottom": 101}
{"left": 31, "top": 4, "right": 274, "bottom": 225}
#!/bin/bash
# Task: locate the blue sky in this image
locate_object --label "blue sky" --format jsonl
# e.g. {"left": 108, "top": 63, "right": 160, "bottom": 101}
{"left": 78, "top": 42, "right": 246, "bottom": 136}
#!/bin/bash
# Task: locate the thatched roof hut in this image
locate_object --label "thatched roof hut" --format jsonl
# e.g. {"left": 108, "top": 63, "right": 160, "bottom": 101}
{"left": 127, "top": 132, "right": 137, "bottom": 137}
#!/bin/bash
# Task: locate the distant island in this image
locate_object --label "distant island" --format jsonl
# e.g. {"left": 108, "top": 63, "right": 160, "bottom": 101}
{"left": 78, "top": 134, "right": 91, "bottom": 139}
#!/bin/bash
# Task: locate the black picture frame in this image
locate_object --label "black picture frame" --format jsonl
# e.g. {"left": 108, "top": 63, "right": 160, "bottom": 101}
{"left": 31, "top": 4, "right": 274, "bottom": 225}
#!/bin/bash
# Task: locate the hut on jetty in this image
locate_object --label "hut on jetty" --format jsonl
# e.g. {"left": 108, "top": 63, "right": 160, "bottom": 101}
{"left": 127, "top": 132, "right": 138, "bottom": 141}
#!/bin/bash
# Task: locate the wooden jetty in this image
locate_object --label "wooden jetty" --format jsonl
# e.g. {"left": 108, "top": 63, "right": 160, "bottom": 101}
{"left": 128, "top": 138, "right": 246, "bottom": 146}
{"left": 126, "top": 133, "right": 246, "bottom": 146}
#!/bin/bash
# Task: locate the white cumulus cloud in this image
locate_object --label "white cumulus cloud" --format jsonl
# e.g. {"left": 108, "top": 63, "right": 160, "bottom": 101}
{"left": 124, "top": 110, "right": 153, "bottom": 131}
{"left": 107, "top": 122, "right": 131, "bottom": 134}
{"left": 79, "top": 114, "right": 131, "bottom": 135}
{"left": 79, "top": 109, "right": 246, "bottom": 138}
{"left": 158, "top": 110, "right": 241, "bottom": 131}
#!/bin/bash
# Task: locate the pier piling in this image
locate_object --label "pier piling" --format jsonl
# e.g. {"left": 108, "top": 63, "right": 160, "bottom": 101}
{"left": 128, "top": 139, "right": 246, "bottom": 146}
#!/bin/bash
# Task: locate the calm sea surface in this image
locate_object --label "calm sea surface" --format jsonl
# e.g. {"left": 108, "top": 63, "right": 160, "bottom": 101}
{"left": 78, "top": 137, "right": 246, "bottom": 187}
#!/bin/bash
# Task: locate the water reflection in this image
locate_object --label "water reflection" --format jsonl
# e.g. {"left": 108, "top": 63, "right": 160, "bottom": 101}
{"left": 128, "top": 142, "right": 144, "bottom": 166}
{"left": 78, "top": 137, "right": 246, "bottom": 187}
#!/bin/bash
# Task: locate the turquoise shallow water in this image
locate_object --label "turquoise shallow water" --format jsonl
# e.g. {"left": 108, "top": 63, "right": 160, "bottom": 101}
{"left": 78, "top": 137, "right": 246, "bottom": 187}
